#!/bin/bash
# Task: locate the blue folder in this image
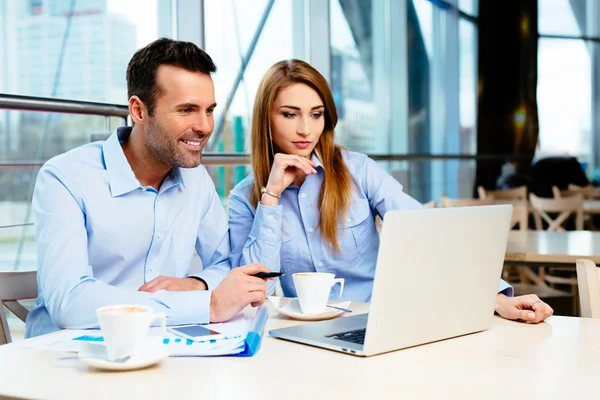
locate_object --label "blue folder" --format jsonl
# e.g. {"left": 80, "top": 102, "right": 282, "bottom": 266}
{"left": 233, "top": 305, "right": 269, "bottom": 357}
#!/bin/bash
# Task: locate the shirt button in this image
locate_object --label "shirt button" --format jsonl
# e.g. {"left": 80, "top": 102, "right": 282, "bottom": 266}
{"left": 300, "top": 193, "right": 306, "bottom": 198}
{"left": 142, "top": 188, "right": 147, "bottom": 192}
{"left": 347, "top": 218, "right": 353, "bottom": 224}
{"left": 268, "top": 214, "right": 274, "bottom": 221}
{"left": 267, "top": 228, "right": 273, "bottom": 234}
{"left": 308, "top": 227, "right": 314, "bottom": 233}
{"left": 317, "top": 261, "right": 323, "bottom": 267}
{"left": 156, "top": 234, "right": 161, "bottom": 239}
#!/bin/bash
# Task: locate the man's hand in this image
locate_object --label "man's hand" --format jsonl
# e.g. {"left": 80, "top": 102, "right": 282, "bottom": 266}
{"left": 495, "top": 293, "right": 554, "bottom": 324}
{"left": 210, "top": 263, "right": 273, "bottom": 323}
{"left": 139, "top": 276, "right": 207, "bottom": 293}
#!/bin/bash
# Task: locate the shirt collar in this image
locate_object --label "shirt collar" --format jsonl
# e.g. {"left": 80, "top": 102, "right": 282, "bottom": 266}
{"left": 168, "top": 167, "right": 185, "bottom": 189}
{"left": 103, "top": 127, "right": 140, "bottom": 197}
{"left": 103, "top": 127, "right": 187, "bottom": 197}
{"left": 311, "top": 151, "right": 325, "bottom": 171}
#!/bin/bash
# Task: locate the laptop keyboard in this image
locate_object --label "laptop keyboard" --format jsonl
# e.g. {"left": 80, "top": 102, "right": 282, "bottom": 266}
{"left": 326, "top": 328, "right": 366, "bottom": 345}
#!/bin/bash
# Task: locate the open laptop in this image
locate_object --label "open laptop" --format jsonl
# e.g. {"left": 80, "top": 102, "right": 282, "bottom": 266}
{"left": 269, "top": 205, "right": 513, "bottom": 357}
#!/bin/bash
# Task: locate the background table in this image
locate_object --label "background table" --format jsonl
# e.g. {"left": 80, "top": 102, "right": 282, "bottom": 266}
{"left": 505, "top": 230, "right": 600, "bottom": 266}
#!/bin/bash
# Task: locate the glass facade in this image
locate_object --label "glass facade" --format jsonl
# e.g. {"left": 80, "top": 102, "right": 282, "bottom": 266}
{"left": 1, "top": 0, "right": 487, "bottom": 276}
{"left": 0, "top": 0, "right": 173, "bottom": 284}
{"left": 204, "top": 0, "right": 296, "bottom": 198}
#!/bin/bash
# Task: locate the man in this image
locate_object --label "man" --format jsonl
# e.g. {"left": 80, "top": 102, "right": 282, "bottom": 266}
{"left": 25, "top": 38, "right": 272, "bottom": 337}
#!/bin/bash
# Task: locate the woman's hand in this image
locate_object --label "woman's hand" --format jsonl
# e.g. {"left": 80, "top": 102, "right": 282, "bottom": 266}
{"left": 262, "top": 153, "right": 317, "bottom": 206}
{"left": 495, "top": 293, "right": 554, "bottom": 323}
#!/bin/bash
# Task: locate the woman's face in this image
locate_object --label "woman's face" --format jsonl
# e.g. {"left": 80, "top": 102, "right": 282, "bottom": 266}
{"left": 270, "top": 83, "right": 325, "bottom": 158}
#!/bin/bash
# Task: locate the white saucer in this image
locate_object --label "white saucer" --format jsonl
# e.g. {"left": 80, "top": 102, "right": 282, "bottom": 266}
{"left": 79, "top": 337, "right": 169, "bottom": 371}
{"left": 269, "top": 297, "right": 351, "bottom": 321}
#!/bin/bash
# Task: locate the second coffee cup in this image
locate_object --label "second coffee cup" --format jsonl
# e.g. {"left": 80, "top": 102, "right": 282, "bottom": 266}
{"left": 292, "top": 272, "right": 345, "bottom": 314}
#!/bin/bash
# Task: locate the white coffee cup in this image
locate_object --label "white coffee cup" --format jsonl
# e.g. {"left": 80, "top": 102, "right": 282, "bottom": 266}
{"left": 96, "top": 304, "right": 166, "bottom": 361}
{"left": 293, "top": 272, "right": 345, "bottom": 314}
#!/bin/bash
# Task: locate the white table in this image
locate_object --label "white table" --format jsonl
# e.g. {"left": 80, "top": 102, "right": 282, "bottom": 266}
{"left": 505, "top": 230, "right": 600, "bottom": 266}
{"left": 1, "top": 300, "right": 600, "bottom": 399}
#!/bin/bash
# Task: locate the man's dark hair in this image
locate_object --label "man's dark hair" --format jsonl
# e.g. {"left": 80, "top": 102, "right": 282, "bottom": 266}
{"left": 126, "top": 38, "right": 217, "bottom": 116}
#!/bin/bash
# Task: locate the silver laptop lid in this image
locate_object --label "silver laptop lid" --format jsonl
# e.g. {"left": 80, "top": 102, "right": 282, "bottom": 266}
{"left": 363, "top": 205, "right": 512, "bottom": 356}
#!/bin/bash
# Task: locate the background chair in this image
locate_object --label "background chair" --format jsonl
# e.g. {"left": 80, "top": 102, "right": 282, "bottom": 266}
{"left": 552, "top": 185, "right": 598, "bottom": 230}
{"left": 478, "top": 186, "right": 529, "bottom": 230}
{"left": 576, "top": 259, "right": 600, "bottom": 318}
{"left": 441, "top": 194, "right": 527, "bottom": 231}
{"left": 552, "top": 185, "right": 600, "bottom": 200}
{"left": 529, "top": 193, "right": 584, "bottom": 231}
{"left": 0, "top": 271, "right": 38, "bottom": 345}
{"left": 568, "top": 184, "right": 600, "bottom": 199}
{"left": 509, "top": 201, "right": 529, "bottom": 231}
{"left": 440, "top": 195, "right": 494, "bottom": 207}
{"left": 507, "top": 194, "right": 574, "bottom": 309}
{"left": 478, "top": 185, "right": 527, "bottom": 201}
{"left": 526, "top": 193, "right": 585, "bottom": 314}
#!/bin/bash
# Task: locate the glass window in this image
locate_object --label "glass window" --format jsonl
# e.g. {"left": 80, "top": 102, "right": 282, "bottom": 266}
{"left": 0, "top": 110, "right": 124, "bottom": 273}
{"left": 204, "top": 0, "right": 296, "bottom": 198}
{"left": 459, "top": 19, "right": 477, "bottom": 155}
{"left": 331, "top": 0, "right": 468, "bottom": 202}
{"left": 458, "top": 0, "right": 478, "bottom": 17}
{"left": 538, "top": 0, "right": 586, "bottom": 36}
{"left": 329, "top": 0, "right": 376, "bottom": 152}
{"left": 0, "top": 0, "right": 173, "bottom": 103}
{"left": 407, "top": 0, "right": 435, "bottom": 202}
{"left": 537, "top": 38, "right": 592, "bottom": 162}
{"left": 410, "top": 159, "right": 476, "bottom": 201}
{"left": 412, "top": 0, "right": 433, "bottom": 58}
{"left": 1, "top": 0, "right": 172, "bottom": 274}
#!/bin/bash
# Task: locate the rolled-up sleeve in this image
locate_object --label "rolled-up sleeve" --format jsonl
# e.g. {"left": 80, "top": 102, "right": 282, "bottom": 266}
{"left": 228, "top": 190, "right": 284, "bottom": 295}
{"left": 229, "top": 193, "right": 284, "bottom": 271}
{"left": 497, "top": 280, "right": 514, "bottom": 297}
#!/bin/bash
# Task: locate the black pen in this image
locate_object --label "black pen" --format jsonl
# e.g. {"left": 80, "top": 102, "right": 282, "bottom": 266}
{"left": 252, "top": 272, "right": 285, "bottom": 279}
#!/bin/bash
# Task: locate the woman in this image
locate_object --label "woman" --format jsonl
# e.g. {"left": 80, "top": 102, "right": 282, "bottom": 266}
{"left": 228, "top": 59, "right": 552, "bottom": 324}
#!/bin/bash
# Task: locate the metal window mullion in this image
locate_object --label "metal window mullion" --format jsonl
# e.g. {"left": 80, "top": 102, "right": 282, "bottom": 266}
{"left": 587, "top": 0, "right": 600, "bottom": 173}
{"left": 306, "top": 0, "right": 331, "bottom": 82}
{"left": 371, "top": 0, "right": 391, "bottom": 156}
{"left": 176, "top": 0, "right": 204, "bottom": 48}
{"left": 430, "top": 5, "right": 445, "bottom": 202}
{"left": 444, "top": 3, "right": 461, "bottom": 197}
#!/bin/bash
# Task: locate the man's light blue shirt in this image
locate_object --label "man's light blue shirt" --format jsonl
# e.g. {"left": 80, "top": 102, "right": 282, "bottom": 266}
{"left": 228, "top": 150, "right": 513, "bottom": 302}
{"left": 26, "top": 127, "right": 230, "bottom": 338}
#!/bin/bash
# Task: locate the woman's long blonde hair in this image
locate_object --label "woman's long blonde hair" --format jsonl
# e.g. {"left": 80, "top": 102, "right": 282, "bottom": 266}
{"left": 249, "top": 59, "right": 354, "bottom": 253}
